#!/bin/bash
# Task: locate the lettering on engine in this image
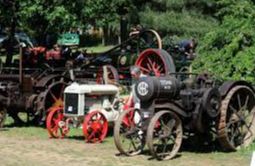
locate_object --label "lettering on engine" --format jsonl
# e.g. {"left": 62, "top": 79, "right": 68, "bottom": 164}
{"left": 160, "top": 80, "right": 172, "bottom": 90}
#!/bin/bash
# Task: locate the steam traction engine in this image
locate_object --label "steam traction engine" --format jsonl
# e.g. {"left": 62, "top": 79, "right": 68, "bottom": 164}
{"left": 114, "top": 71, "right": 255, "bottom": 160}
{"left": 0, "top": 28, "right": 163, "bottom": 128}
{"left": 46, "top": 82, "right": 124, "bottom": 143}
{"left": 0, "top": 64, "right": 70, "bottom": 127}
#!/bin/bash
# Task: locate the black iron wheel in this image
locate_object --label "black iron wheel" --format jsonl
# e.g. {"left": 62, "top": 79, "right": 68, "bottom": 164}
{"left": 138, "top": 29, "right": 162, "bottom": 50}
{"left": 218, "top": 85, "right": 255, "bottom": 150}
{"left": 35, "top": 79, "right": 69, "bottom": 125}
{"left": 114, "top": 108, "right": 145, "bottom": 156}
{"left": 96, "top": 65, "right": 119, "bottom": 84}
{"left": 146, "top": 110, "right": 183, "bottom": 160}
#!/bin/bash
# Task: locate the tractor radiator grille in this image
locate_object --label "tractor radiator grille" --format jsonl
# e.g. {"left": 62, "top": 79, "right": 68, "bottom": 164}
{"left": 64, "top": 93, "right": 78, "bottom": 115}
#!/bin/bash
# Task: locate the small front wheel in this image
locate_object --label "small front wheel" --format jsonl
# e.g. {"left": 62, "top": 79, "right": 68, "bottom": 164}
{"left": 83, "top": 110, "right": 108, "bottom": 143}
{"left": 146, "top": 110, "right": 183, "bottom": 160}
{"left": 46, "top": 106, "right": 69, "bottom": 138}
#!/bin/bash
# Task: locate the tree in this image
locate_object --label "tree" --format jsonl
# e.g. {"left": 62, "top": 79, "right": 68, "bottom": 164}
{"left": 138, "top": 0, "right": 218, "bottom": 39}
{"left": 19, "top": 0, "right": 126, "bottom": 46}
{"left": 193, "top": 0, "right": 255, "bottom": 82}
{"left": 19, "top": 0, "right": 78, "bottom": 45}
{"left": 0, "top": 0, "right": 19, "bottom": 65}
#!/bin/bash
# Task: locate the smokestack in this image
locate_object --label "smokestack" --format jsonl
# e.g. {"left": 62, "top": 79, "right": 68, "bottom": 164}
{"left": 120, "top": 15, "right": 128, "bottom": 43}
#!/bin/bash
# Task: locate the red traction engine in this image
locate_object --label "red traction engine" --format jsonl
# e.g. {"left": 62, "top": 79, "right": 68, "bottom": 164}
{"left": 46, "top": 82, "right": 125, "bottom": 143}
{"left": 114, "top": 74, "right": 255, "bottom": 160}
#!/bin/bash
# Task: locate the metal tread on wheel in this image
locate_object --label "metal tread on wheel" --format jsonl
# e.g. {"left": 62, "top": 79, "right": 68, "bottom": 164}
{"left": 114, "top": 108, "right": 144, "bottom": 156}
{"left": 146, "top": 110, "right": 183, "bottom": 160}
{"left": 217, "top": 85, "right": 255, "bottom": 151}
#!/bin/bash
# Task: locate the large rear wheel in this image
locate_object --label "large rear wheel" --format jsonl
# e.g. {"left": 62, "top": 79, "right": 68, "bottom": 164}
{"left": 138, "top": 29, "right": 162, "bottom": 50}
{"left": 36, "top": 77, "right": 70, "bottom": 124}
{"left": 217, "top": 86, "right": 255, "bottom": 150}
{"left": 96, "top": 65, "right": 119, "bottom": 84}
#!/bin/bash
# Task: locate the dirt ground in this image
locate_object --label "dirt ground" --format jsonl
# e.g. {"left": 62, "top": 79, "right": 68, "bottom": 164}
{"left": 0, "top": 126, "right": 253, "bottom": 166}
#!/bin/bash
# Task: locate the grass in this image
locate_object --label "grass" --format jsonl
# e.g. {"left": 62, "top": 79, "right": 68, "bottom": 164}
{"left": 83, "top": 45, "right": 113, "bottom": 53}
{"left": 1, "top": 114, "right": 255, "bottom": 166}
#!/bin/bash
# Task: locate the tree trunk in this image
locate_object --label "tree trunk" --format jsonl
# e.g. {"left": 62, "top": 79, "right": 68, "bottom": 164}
{"left": 5, "top": 1, "right": 18, "bottom": 66}
{"left": 102, "top": 25, "right": 110, "bottom": 46}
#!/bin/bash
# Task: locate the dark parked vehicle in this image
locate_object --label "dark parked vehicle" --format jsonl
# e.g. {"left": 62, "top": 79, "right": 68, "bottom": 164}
{"left": 114, "top": 50, "right": 255, "bottom": 160}
{"left": 0, "top": 32, "right": 34, "bottom": 50}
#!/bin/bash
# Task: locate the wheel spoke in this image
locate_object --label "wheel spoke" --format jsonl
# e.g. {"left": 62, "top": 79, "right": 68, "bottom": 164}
{"left": 147, "top": 111, "right": 182, "bottom": 160}
{"left": 99, "top": 115, "right": 105, "bottom": 122}
{"left": 87, "top": 130, "right": 97, "bottom": 140}
{"left": 147, "top": 57, "right": 154, "bottom": 68}
{"left": 130, "top": 137, "right": 138, "bottom": 151}
{"left": 161, "top": 139, "right": 168, "bottom": 154}
{"left": 52, "top": 125, "right": 59, "bottom": 133}
{"left": 218, "top": 86, "right": 255, "bottom": 150}
{"left": 139, "top": 66, "right": 151, "bottom": 73}
{"left": 59, "top": 84, "right": 66, "bottom": 98}
{"left": 53, "top": 117, "right": 60, "bottom": 124}
{"left": 146, "top": 62, "right": 153, "bottom": 71}
{"left": 114, "top": 109, "right": 144, "bottom": 156}
{"left": 49, "top": 89, "right": 58, "bottom": 102}
{"left": 229, "top": 104, "right": 238, "bottom": 113}
{"left": 237, "top": 94, "right": 242, "bottom": 109}
{"left": 244, "top": 95, "right": 250, "bottom": 110}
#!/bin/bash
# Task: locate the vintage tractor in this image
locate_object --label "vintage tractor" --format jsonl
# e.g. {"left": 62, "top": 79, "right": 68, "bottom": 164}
{"left": 46, "top": 82, "right": 125, "bottom": 143}
{"left": 0, "top": 28, "right": 164, "bottom": 128}
{"left": 114, "top": 51, "right": 255, "bottom": 160}
{"left": 45, "top": 45, "right": 177, "bottom": 143}
{"left": 71, "top": 29, "right": 163, "bottom": 85}
{"left": 0, "top": 44, "right": 72, "bottom": 127}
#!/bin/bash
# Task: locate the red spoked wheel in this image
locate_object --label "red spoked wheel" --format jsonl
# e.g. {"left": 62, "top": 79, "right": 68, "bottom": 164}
{"left": 96, "top": 65, "right": 119, "bottom": 84}
{"left": 46, "top": 106, "right": 69, "bottom": 138}
{"left": 83, "top": 111, "right": 108, "bottom": 143}
{"left": 135, "top": 48, "right": 176, "bottom": 77}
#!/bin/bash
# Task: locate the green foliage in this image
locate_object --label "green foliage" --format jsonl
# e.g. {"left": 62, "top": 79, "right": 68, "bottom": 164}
{"left": 1, "top": 0, "right": 123, "bottom": 44}
{"left": 138, "top": 0, "right": 218, "bottom": 39}
{"left": 140, "top": 8, "right": 217, "bottom": 38}
{"left": 193, "top": 0, "right": 255, "bottom": 82}
{"left": 0, "top": 0, "right": 219, "bottom": 46}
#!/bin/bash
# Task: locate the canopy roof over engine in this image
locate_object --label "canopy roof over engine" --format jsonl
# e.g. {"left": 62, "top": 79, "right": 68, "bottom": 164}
{"left": 64, "top": 82, "right": 119, "bottom": 95}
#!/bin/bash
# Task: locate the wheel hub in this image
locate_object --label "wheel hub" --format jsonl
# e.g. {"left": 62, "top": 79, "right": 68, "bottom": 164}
{"left": 53, "top": 99, "right": 63, "bottom": 107}
{"left": 58, "top": 121, "right": 65, "bottom": 128}
{"left": 91, "top": 121, "right": 102, "bottom": 131}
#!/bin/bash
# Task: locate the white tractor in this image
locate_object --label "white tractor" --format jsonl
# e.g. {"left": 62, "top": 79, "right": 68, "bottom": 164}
{"left": 46, "top": 82, "right": 125, "bottom": 143}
